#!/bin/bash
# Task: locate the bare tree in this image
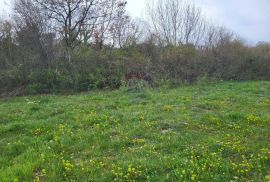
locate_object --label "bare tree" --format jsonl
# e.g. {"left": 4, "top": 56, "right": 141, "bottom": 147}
{"left": 32, "top": 0, "right": 98, "bottom": 50}
{"left": 183, "top": 2, "right": 206, "bottom": 45}
{"left": 14, "top": 0, "right": 55, "bottom": 67}
{"left": 146, "top": 0, "right": 205, "bottom": 46}
{"left": 110, "top": 16, "right": 146, "bottom": 48}
{"left": 91, "top": 0, "right": 128, "bottom": 49}
{"left": 122, "top": 19, "right": 146, "bottom": 47}
{"left": 0, "top": 20, "right": 14, "bottom": 70}
{"left": 32, "top": 0, "right": 128, "bottom": 49}
{"left": 109, "top": 10, "right": 129, "bottom": 47}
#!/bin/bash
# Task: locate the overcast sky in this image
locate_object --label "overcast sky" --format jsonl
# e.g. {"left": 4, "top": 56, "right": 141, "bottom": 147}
{"left": 126, "top": 0, "right": 270, "bottom": 44}
{"left": 1, "top": 0, "right": 269, "bottom": 44}
{"left": 0, "top": 0, "right": 12, "bottom": 19}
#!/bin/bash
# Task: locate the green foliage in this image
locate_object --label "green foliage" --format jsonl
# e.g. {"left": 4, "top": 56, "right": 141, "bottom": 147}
{"left": 126, "top": 80, "right": 148, "bottom": 92}
{"left": 1, "top": 24, "right": 270, "bottom": 95}
{"left": 157, "top": 45, "right": 199, "bottom": 82}
{"left": 0, "top": 81, "right": 269, "bottom": 181}
{"left": 26, "top": 83, "right": 45, "bottom": 95}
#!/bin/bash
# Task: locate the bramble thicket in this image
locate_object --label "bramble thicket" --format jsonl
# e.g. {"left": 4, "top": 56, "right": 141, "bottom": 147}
{"left": 0, "top": 0, "right": 269, "bottom": 95}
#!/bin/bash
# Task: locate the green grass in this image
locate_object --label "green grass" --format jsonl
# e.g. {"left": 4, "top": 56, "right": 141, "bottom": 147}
{"left": 0, "top": 81, "right": 269, "bottom": 181}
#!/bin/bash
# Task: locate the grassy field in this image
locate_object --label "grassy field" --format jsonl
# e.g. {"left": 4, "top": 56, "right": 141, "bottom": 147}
{"left": 0, "top": 81, "right": 269, "bottom": 181}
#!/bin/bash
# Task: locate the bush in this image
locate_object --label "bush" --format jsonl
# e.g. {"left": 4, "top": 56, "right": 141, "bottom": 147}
{"left": 26, "top": 83, "right": 46, "bottom": 95}
{"left": 1, "top": 37, "right": 270, "bottom": 96}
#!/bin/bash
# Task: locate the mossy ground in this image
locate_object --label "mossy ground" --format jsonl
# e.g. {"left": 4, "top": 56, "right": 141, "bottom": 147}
{"left": 0, "top": 81, "right": 269, "bottom": 181}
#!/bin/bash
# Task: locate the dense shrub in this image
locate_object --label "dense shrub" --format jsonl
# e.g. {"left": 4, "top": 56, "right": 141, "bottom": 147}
{"left": 0, "top": 0, "right": 269, "bottom": 96}
{"left": 0, "top": 29, "right": 269, "bottom": 95}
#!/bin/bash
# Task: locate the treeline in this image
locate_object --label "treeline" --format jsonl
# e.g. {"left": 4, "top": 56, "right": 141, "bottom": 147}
{"left": 0, "top": 0, "right": 269, "bottom": 95}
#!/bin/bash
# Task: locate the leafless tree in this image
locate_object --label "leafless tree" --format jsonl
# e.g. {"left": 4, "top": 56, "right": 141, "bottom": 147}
{"left": 183, "top": 2, "right": 206, "bottom": 45}
{"left": 110, "top": 16, "right": 146, "bottom": 48}
{"left": 91, "top": 0, "right": 128, "bottom": 49}
{"left": 0, "top": 20, "right": 14, "bottom": 70}
{"left": 14, "top": 0, "right": 55, "bottom": 67}
{"left": 146, "top": 0, "right": 206, "bottom": 46}
{"left": 32, "top": 0, "right": 98, "bottom": 50}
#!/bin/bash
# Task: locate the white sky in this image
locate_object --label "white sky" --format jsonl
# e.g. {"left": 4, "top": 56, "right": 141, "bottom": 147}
{"left": 0, "top": 0, "right": 269, "bottom": 44}
{"left": 126, "top": 0, "right": 270, "bottom": 44}
{"left": 0, "top": 0, "right": 12, "bottom": 19}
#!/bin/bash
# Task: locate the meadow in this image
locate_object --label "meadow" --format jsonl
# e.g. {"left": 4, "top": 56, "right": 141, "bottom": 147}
{"left": 0, "top": 81, "right": 269, "bottom": 181}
